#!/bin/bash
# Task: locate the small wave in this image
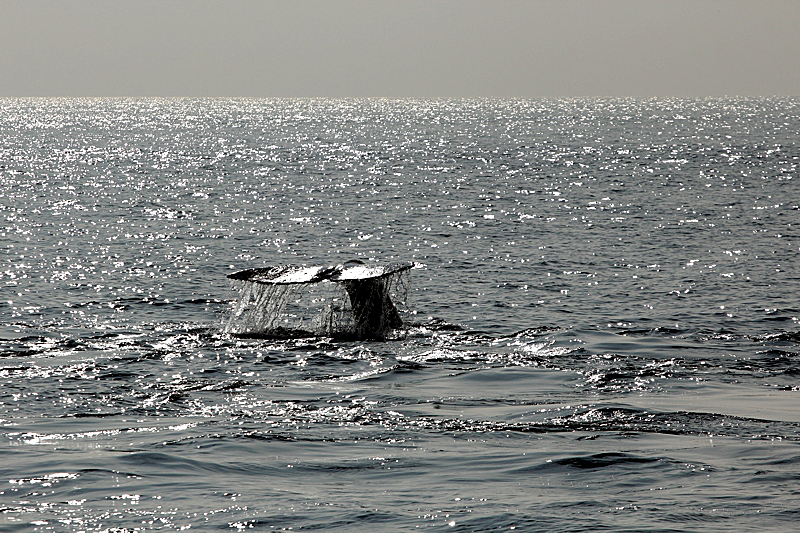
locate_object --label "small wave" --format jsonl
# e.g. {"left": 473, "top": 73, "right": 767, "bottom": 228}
{"left": 756, "top": 331, "right": 800, "bottom": 343}
{"left": 535, "top": 452, "right": 663, "bottom": 471}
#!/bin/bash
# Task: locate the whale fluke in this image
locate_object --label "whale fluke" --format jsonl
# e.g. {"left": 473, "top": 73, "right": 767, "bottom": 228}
{"left": 226, "top": 261, "right": 417, "bottom": 339}
{"left": 227, "top": 261, "right": 413, "bottom": 285}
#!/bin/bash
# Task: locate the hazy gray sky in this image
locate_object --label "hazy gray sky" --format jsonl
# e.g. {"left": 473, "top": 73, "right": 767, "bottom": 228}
{"left": 2, "top": 0, "right": 798, "bottom": 97}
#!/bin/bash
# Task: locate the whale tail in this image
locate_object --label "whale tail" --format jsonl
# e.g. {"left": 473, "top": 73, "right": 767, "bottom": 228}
{"left": 225, "top": 261, "right": 416, "bottom": 339}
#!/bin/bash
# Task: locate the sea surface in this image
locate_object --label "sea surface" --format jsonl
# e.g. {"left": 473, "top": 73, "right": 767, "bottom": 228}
{"left": 1, "top": 97, "right": 799, "bottom": 532}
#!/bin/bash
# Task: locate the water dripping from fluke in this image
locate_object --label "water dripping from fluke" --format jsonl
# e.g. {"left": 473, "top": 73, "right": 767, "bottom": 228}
{"left": 224, "top": 260, "right": 419, "bottom": 340}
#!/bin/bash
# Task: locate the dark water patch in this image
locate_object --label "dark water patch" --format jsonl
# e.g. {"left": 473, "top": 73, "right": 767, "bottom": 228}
{"left": 66, "top": 411, "right": 125, "bottom": 419}
{"left": 93, "top": 370, "right": 142, "bottom": 380}
{"left": 760, "top": 315, "right": 796, "bottom": 322}
{"left": 755, "top": 331, "right": 800, "bottom": 344}
{"left": 526, "top": 407, "right": 800, "bottom": 440}
{"left": 231, "top": 431, "right": 299, "bottom": 443}
{"left": 108, "top": 349, "right": 176, "bottom": 363}
{"left": 0, "top": 336, "right": 86, "bottom": 358}
{"left": 510, "top": 325, "right": 564, "bottom": 338}
{"left": 0, "top": 365, "right": 33, "bottom": 375}
{"left": 63, "top": 300, "right": 102, "bottom": 309}
{"left": 231, "top": 327, "right": 317, "bottom": 340}
{"left": 418, "top": 318, "right": 466, "bottom": 332}
{"left": 549, "top": 452, "right": 663, "bottom": 470}
{"left": 579, "top": 357, "right": 680, "bottom": 392}
{"left": 757, "top": 348, "right": 800, "bottom": 358}
{"left": 76, "top": 467, "right": 143, "bottom": 479}
{"left": 0, "top": 347, "right": 40, "bottom": 357}
{"left": 205, "top": 379, "right": 250, "bottom": 392}
{"left": 288, "top": 456, "right": 416, "bottom": 475}
{"left": 392, "top": 360, "right": 429, "bottom": 373}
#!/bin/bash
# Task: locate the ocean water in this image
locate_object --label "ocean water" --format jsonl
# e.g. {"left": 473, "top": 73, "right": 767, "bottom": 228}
{"left": 1, "top": 97, "right": 799, "bottom": 532}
